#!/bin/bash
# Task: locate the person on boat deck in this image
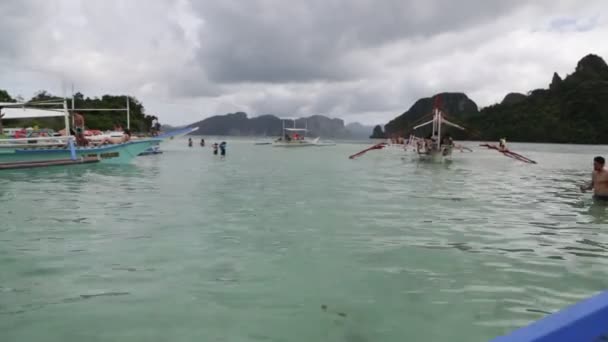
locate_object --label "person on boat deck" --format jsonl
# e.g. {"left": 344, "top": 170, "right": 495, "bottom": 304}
{"left": 73, "top": 112, "right": 88, "bottom": 146}
{"left": 123, "top": 128, "right": 131, "bottom": 142}
{"left": 151, "top": 118, "right": 159, "bottom": 136}
{"left": 498, "top": 138, "right": 507, "bottom": 151}
{"left": 442, "top": 134, "right": 454, "bottom": 146}
{"left": 427, "top": 135, "right": 438, "bottom": 151}
{"left": 581, "top": 156, "right": 608, "bottom": 201}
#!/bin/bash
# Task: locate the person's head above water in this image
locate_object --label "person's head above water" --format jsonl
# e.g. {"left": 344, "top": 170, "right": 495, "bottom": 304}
{"left": 594, "top": 156, "right": 605, "bottom": 171}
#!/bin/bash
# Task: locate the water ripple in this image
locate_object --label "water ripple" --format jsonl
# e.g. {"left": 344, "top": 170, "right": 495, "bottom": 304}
{"left": 1, "top": 141, "right": 608, "bottom": 341}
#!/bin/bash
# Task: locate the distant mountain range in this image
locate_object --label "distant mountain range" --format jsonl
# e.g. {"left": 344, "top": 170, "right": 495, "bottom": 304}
{"left": 377, "top": 53, "right": 608, "bottom": 144}
{"left": 178, "top": 53, "right": 608, "bottom": 143}
{"left": 185, "top": 112, "right": 373, "bottom": 139}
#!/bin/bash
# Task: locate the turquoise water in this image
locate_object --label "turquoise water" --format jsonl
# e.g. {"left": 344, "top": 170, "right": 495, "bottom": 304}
{"left": 1, "top": 138, "right": 608, "bottom": 341}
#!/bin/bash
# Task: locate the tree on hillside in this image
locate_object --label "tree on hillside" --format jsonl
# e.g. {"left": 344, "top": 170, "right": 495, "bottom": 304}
{"left": 0, "top": 89, "right": 16, "bottom": 134}
{"left": 0, "top": 89, "right": 15, "bottom": 103}
{"left": 379, "top": 54, "right": 608, "bottom": 144}
{"left": 370, "top": 125, "right": 386, "bottom": 139}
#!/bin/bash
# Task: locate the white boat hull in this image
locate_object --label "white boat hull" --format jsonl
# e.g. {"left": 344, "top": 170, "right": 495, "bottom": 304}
{"left": 272, "top": 137, "right": 320, "bottom": 147}
{"left": 272, "top": 141, "right": 317, "bottom": 147}
{"left": 416, "top": 147, "right": 453, "bottom": 163}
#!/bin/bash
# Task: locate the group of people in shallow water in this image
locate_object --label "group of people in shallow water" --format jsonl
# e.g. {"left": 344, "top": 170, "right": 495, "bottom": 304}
{"left": 188, "top": 138, "right": 226, "bottom": 157}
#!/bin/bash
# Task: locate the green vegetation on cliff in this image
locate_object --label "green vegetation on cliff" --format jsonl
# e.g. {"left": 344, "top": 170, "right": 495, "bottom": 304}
{"left": 370, "top": 125, "right": 386, "bottom": 139}
{"left": 382, "top": 54, "right": 608, "bottom": 144}
{"left": 467, "top": 54, "right": 608, "bottom": 143}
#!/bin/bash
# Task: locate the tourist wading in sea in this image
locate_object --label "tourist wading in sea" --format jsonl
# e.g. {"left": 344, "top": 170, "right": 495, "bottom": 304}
{"left": 581, "top": 156, "right": 608, "bottom": 201}
{"left": 219, "top": 141, "right": 227, "bottom": 157}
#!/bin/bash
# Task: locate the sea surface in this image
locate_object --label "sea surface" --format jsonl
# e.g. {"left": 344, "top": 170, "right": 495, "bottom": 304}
{"left": 1, "top": 138, "right": 608, "bottom": 342}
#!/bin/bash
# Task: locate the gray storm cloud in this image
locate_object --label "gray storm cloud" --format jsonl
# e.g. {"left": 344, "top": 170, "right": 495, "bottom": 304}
{"left": 0, "top": 0, "right": 606, "bottom": 125}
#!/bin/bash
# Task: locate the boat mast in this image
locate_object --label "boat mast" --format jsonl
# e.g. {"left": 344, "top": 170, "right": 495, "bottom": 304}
{"left": 437, "top": 109, "right": 441, "bottom": 150}
{"left": 281, "top": 119, "right": 285, "bottom": 139}
{"left": 71, "top": 83, "right": 75, "bottom": 128}
{"left": 63, "top": 99, "right": 71, "bottom": 135}
{"left": 126, "top": 96, "right": 130, "bottom": 130}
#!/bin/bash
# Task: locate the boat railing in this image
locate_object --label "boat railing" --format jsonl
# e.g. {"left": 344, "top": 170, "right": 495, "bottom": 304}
{"left": 0, "top": 135, "right": 71, "bottom": 148}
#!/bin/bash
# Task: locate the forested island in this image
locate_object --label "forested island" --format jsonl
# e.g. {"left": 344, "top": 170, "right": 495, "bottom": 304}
{"left": 378, "top": 54, "right": 608, "bottom": 144}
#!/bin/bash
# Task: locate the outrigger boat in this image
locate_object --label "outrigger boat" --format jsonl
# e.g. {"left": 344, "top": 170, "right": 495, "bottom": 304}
{"left": 0, "top": 99, "right": 160, "bottom": 165}
{"left": 409, "top": 106, "right": 466, "bottom": 162}
{"left": 272, "top": 119, "right": 320, "bottom": 147}
{"left": 349, "top": 104, "right": 469, "bottom": 160}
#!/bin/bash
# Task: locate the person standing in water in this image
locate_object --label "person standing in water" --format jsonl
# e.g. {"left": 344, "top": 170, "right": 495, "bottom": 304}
{"left": 219, "top": 141, "right": 226, "bottom": 157}
{"left": 498, "top": 138, "right": 507, "bottom": 152}
{"left": 188, "top": 138, "right": 193, "bottom": 147}
{"left": 200, "top": 138, "right": 205, "bottom": 147}
{"left": 581, "top": 156, "right": 608, "bottom": 201}
{"left": 212, "top": 142, "right": 218, "bottom": 155}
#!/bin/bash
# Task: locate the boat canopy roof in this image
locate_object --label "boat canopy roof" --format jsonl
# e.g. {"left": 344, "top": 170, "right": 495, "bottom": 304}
{"left": 1, "top": 107, "right": 64, "bottom": 120}
{"left": 0, "top": 102, "right": 26, "bottom": 107}
{"left": 284, "top": 128, "right": 308, "bottom": 132}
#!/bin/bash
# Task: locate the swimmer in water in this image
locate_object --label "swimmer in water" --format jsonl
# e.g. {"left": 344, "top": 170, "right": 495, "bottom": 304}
{"left": 580, "top": 156, "right": 608, "bottom": 201}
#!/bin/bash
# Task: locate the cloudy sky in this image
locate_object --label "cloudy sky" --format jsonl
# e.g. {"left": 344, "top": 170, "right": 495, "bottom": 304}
{"left": 0, "top": 0, "right": 607, "bottom": 126}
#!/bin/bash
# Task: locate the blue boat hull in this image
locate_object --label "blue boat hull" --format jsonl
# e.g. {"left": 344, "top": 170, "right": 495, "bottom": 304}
{"left": 491, "top": 291, "right": 608, "bottom": 342}
{"left": 0, "top": 139, "right": 159, "bottom": 164}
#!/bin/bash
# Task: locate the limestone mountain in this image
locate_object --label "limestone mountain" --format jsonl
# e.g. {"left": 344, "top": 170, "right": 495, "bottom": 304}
{"left": 466, "top": 53, "right": 608, "bottom": 143}
{"left": 378, "top": 54, "right": 608, "bottom": 144}
{"left": 383, "top": 92, "right": 478, "bottom": 137}
{"left": 187, "top": 112, "right": 358, "bottom": 138}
